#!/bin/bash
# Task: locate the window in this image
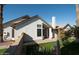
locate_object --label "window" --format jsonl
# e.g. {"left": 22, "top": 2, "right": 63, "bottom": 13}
{"left": 37, "top": 24, "right": 42, "bottom": 37}
{"left": 37, "top": 29, "right": 41, "bottom": 36}
{"left": 12, "top": 28, "right": 14, "bottom": 37}
{"left": 37, "top": 24, "right": 41, "bottom": 29}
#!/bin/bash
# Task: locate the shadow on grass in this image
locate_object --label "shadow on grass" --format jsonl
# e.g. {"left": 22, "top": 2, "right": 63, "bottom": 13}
{"left": 22, "top": 44, "right": 54, "bottom": 55}
{"left": 21, "top": 33, "right": 54, "bottom": 55}
{"left": 3, "top": 33, "right": 55, "bottom": 55}
{"left": 4, "top": 45, "right": 18, "bottom": 55}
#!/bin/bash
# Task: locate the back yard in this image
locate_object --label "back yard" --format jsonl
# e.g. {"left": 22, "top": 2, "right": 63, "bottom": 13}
{"left": 0, "top": 36, "right": 79, "bottom": 55}
{"left": 21, "top": 36, "right": 79, "bottom": 55}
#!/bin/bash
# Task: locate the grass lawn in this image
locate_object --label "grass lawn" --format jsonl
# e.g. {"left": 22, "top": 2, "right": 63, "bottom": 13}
{"left": 22, "top": 36, "right": 77, "bottom": 55}
{"left": 39, "top": 42, "right": 56, "bottom": 49}
{"left": 0, "top": 48, "right": 7, "bottom": 55}
{"left": 22, "top": 41, "right": 56, "bottom": 55}
{"left": 0, "top": 36, "right": 77, "bottom": 55}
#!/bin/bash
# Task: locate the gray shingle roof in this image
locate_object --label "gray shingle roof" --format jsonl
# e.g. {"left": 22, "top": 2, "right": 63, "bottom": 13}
{"left": 4, "top": 15, "right": 53, "bottom": 28}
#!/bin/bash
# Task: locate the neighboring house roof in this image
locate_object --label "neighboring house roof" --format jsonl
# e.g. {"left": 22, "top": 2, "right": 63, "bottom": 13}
{"left": 63, "top": 24, "right": 72, "bottom": 29}
{"left": 55, "top": 24, "right": 72, "bottom": 31}
{"left": 4, "top": 15, "right": 53, "bottom": 28}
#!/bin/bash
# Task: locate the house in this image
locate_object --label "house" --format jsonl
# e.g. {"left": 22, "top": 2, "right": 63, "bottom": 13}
{"left": 63, "top": 24, "right": 72, "bottom": 31}
{"left": 55, "top": 24, "right": 72, "bottom": 39}
{"left": 3, "top": 15, "right": 56, "bottom": 42}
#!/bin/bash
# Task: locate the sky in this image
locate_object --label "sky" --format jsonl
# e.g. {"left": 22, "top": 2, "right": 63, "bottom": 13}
{"left": 3, "top": 4, "right": 76, "bottom": 26}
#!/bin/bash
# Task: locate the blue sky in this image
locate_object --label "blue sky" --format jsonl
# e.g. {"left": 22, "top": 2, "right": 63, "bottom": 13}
{"left": 3, "top": 4, "right": 76, "bottom": 26}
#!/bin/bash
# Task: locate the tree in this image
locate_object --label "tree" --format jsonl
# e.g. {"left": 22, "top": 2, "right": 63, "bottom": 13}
{"left": 0, "top": 4, "right": 3, "bottom": 42}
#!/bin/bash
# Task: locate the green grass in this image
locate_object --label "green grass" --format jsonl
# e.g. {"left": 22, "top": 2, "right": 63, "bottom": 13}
{"left": 39, "top": 42, "right": 55, "bottom": 49}
{"left": 22, "top": 36, "right": 77, "bottom": 55}
{"left": 0, "top": 48, "right": 7, "bottom": 55}
{"left": 22, "top": 42, "right": 56, "bottom": 55}
{"left": 38, "top": 36, "right": 76, "bottom": 55}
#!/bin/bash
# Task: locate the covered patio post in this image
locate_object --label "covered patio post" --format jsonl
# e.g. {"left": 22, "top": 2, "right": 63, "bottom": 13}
{"left": 49, "top": 28, "right": 52, "bottom": 39}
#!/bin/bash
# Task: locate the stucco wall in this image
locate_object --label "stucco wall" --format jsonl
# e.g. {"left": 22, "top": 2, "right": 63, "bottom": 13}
{"left": 3, "top": 26, "right": 12, "bottom": 40}
{"left": 3, "top": 18, "right": 52, "bottom": 41}
{"left": 15, "top": 19, "right": 44, "bottom": 41}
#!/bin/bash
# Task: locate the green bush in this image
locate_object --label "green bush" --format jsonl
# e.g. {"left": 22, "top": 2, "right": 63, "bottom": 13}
{"left": 0, "top": 48, "right": 7, "bottom": 55}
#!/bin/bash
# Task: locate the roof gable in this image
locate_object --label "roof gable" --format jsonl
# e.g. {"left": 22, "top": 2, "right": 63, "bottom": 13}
{"left": 4, "top": 15, "right": 52, "bottom": 28}
{"left": 63, "top": 24, "right": 72, "bottom": 29}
